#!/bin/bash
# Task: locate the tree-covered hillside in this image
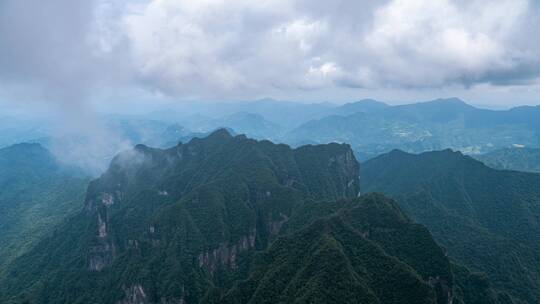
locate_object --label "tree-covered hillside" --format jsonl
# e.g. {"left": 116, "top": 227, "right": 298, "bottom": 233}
{"left": 0, "top": 129, "right": 359, "bottom": 303}
{"left": 0, "top": 130, "right": 490, "bottom": 304}
{"left": 475, "top": 147, "right": 540, "bottom": 173}
{"left": 221, "top": 194, "right": 456, "bottom": 304}
{"left": 362, "top": 149, "right": 540, "bottom": 303}
{"left": 0, "top": 143, "right": 89, "bottom": 273}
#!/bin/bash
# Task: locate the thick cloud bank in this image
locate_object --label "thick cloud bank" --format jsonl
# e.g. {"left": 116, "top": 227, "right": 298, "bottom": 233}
{"left": 1, "top": 0, "right": 540, "bottom": 101}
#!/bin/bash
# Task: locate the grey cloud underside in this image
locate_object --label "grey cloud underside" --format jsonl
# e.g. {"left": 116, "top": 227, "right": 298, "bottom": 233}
{"left": 1, "top": 0, "right": 540, "bottom": 101}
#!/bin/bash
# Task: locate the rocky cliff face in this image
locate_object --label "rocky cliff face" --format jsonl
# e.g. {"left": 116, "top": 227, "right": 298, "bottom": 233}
{"left": 197, "top": 228, "right": 256, "bottom": 273}
{"left": 221, "top": 194, "right": 457, "bottom": 304}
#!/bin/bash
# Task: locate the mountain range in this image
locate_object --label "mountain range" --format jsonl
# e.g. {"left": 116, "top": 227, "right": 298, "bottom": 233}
{"left": 285, "top": 98, "right": 540, "bottom": 159}
{"left": 0, "top": 130, "right": 498, "bottom": 304}
{"left": 3, "top": 98, "right": 540, "bottom": 174}
{"left": 2, "top": 98, "right": 540, "bottom": 303}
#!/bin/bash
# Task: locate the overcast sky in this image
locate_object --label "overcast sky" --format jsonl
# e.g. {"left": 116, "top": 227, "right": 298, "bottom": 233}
{"left": 1, "top": 0, "right": 540, "bottom": 108}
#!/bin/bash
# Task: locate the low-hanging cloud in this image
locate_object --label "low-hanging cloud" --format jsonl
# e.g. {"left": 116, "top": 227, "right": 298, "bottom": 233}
{"left": 0, "top": 0, "right": 136, "bottom": 174}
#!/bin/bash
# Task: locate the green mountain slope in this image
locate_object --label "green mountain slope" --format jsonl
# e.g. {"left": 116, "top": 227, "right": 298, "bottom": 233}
{"left": 221, "top": 194, "right": 455, "bottom": 304}
{"left": 476, "top": 147, "right": 540, "bottom": 173}
{"left": 362, "top": 149, "right": 540, "bottom": 303}
{"left": 0, "top": 130, "right": 360, "bottom": 303}
{"left": 0, "top": 143, "right": 89, "bottom": 273}
{"left": 0, "top": 130, "right": 491, "bottom": 304}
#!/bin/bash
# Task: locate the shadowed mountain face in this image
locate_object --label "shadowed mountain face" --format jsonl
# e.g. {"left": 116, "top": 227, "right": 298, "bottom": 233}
{"left": 362, "top": 149, "right": 540, "bottom": 303}
{"left": 476, "top": 147, "right": 540, "bottom": 173}
{"left": 0, "top": 130, "right": 489, "bottom": 304}
{"left": 0, "top": 143, "right": 89, "bottom": 273}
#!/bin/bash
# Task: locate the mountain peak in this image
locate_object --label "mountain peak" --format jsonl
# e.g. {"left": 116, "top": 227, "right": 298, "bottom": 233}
{"left": 353, "top": 98, "right": 385, "bottom": 104}
{"left": 387, "top": 148, "right": 409, "bottom": 156}
{"left": 437, "top": 97, "right": 466, "bottom": 103}
{"left": 1, "top": 142, "right": 46, "bottom": 153}
{"left": 134, "top": 143, "right": 149, "bottom": 151}
{"left": 254, "top": 97, "right": 278, "bottom": 103}
{"left": 0, "top": 142, "right": 54, "bottom": 164}
{"left": 206, "top": 128, "right": 234, "bottom": 140}
{"left": 398, "top": 148, "right": 465, "bottom": 161}
{"left": 334, "top": 99, "right": 388, "bottom": 115}
{"left": 427, "top": 97, "right": 471, "bottom": 107}
{"left": 365, "top": 149, "right": 488, "bottom": 188}
{"left": 0, "top": 142, "right": 64, "bottom": 176}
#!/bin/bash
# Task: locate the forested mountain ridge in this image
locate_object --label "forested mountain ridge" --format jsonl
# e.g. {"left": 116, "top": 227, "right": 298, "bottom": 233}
{"left": 0, "top": 130, "right": 490, "bottom": 304}
{"left": 0, "top": 143, "right": 89, "bottom": 273}
{"left": 475, "top": 147, "right": 540, "bottom": 173}
{"left": 362, "top": 149, "right": 540, "bottom": 303}
{"left": 1, "top": 129, "right": 359, "bottom": 303}
{"left": 220, "top": 194, "right": 456, "bottom": 304}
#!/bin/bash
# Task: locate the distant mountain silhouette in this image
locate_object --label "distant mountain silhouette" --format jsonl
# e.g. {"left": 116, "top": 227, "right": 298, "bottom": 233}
{"left": 285, "top": 98, "right": 540, "bottom": 157}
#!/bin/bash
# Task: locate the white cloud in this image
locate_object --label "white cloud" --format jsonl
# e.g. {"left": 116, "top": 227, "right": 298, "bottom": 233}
{"left": 120, "top": 0, "right": 331, "bottom": 97}
{"left": 278, "top": 19, "right": 328, "bottom": 52}
{"left": 115, "top": 0, "right": 538, "bottom": 97}
{"left": 363, "top": 0, "right": 530, "bottom": 87}
{"left": 1, "top": 0, "right": 539, "bottom": 101}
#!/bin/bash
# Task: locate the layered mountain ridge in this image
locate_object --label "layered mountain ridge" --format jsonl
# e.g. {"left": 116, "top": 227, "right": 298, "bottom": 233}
{"left": 4, "top": 98, "right": 540, "bottom": 174}
{"left": 284, "top": 98, "right": 540, "bottom": 159}
{"left": 0, "top": 129, "right": 487, "bottom": 304}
